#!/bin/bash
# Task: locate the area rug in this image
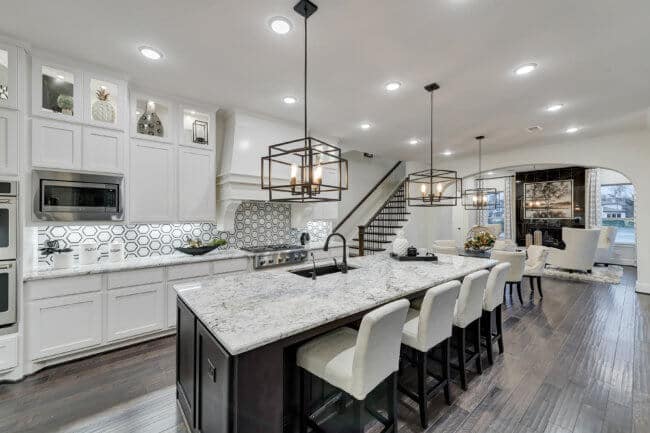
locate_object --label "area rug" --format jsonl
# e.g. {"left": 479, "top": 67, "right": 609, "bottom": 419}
{"left": 543, "top": 265, "right": 623, "bottom": 285}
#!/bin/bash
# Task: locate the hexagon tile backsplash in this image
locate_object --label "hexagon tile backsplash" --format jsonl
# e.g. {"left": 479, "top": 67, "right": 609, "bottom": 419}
{"left": 37, "top": 201, "right": 332, "bottom": 263}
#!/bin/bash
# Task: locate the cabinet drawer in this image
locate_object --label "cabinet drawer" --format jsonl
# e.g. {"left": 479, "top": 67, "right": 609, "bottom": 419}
{"left": 27, "top": 292, "right": 103, "bottom": 360}
{"left": 0, "top": 334, "right": 18, "bottom": 372}
{"left": 108, "top": 268, "right": 164, "bottom": 289}
{"left": 212, "top": 258, "right": 249, "bottom": 275}
{"left": 106, "top": 283, "right": 165, "bottom": 342}
{"left": 168, "top": 262, "right": 211, "bottom": 281}
{"left": 25, "top": 275, "right": 103, "bottom": 300}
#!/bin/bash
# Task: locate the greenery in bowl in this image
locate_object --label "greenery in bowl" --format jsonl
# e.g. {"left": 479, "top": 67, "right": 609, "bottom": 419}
{"left": 464, "top": 231, "right": 496, "bottom": 251}
{"left": 57, "top": 94, "right": 74, "bottom": 111}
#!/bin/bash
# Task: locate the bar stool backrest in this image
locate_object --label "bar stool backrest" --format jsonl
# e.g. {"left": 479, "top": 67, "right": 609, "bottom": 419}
{"left": 418, "top": 281, "right": 461, "bottom": 351}
{"left": 483, "top": 262, "right": 511, "bottom": 311}
{"left": 454, "top": 270, "right": 489, "bottom": 328}
{"left": 351, "top": 299, "right": 410, "bottom": 400}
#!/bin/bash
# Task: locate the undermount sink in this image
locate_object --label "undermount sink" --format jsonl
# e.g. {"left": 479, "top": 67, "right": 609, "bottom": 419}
{"left": 290, "top": 264, "right": 357, "bottom": 278}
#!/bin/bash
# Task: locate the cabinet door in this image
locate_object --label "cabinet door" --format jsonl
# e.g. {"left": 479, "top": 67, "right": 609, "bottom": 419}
{"left": 167, "top": 284, "right": 177, "bottom": 328}
{"left": 196, "top": 322, "right": 230, "bottom": 433}
{"left": 26, "top": 292, "right": 103, "bottom": 360}
{"left": 130, "top": 139, "right": 175, "bottom": 222}
{"left": 177, "top": 299, "right": 196, "bottom": 428}
{"left": 0, "top": 108, "right": 18, "bottom": 175}
{"left": 82, "top": 127, "right": 125, "bottom": 173}
{"left": 0, "top": 43, "right": 18, "bottom": 110}
{"left": 32, "top": 118, "right": 82, "bottom": 169}
{"left": 0, "top": 334, "right": 18, "bottom": 372}
{"left": 106, "top": 283, "right": 165, "bottom": 342}
{"left": 178, "top": 147, "right": 215, "bottom": 222}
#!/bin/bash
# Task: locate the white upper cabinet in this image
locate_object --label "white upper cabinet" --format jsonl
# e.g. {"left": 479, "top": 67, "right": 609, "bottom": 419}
{"left": 32, "top": 57, "right": 83, "bottom": 123}
{"left": 82, "top": 127, "right": 125, "bottom": 174}
{"left": 31, "top": 118, "right": 82, "bottom": 170}
{"left": 178, "top": 147, "right": 216, "bottom": 222}
{"left": 130, "top": 139, "right": 175, "bottom": 222}
{"left": 0, "top": 42, "right": 18, "bottom": 110}
{"left": 130, "top": 92, "right": 175, "bottom": 144}
{"left": 83, "top": 73, "right": 127, "bottom": 130}
{"left": 0, "top": 108, "right": 18, "bottom": 175}
{"left": 179, "top": 105, "right": 215, "bottom": 150}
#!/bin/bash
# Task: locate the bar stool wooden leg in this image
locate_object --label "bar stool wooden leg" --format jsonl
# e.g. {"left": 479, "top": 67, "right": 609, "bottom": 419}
{"left": 473, "top": 319, "right": 483, "bottom": 374}
{"left": 443, "top": 338, "right": 452, "bottom": 405}
{"left": 456, "top": 327, "right": 467, "bottom": 390}
{"left": 352, "top": 398, "right": 363, "bottom": 433}
{"left": 516, "top": 282, "right": 523, "bottom": 304}
{"left": 537, "top": 276, "right": 543, "bottom": 298}
{"left": 482, "top": 310, "right": 494, "bottom": 366}
{"left": 496, "top": 305, "right": 504, "bottom": 354}
{"left": 416, "top": 350, "right": 428, "bottom": 428}
{"left": 386, "top": 372, "right": 398, "bottom": 433}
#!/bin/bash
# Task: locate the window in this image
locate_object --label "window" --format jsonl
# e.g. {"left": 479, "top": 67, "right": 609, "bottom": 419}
{"left": 601, "top": 183, "right": 635, "bottom": 244}
{"left": 487, "top": 191, "right": 505, "bottom": 236}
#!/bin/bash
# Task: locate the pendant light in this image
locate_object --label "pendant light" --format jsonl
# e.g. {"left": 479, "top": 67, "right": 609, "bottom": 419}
{"left": 406, "top": 83, "right": 461, "bottom": 207}
{"left": 462, "top": 135, "right": 497, "bottom": 210}
{"left": 261, "top": 0, "right": 349, "bottom": 202}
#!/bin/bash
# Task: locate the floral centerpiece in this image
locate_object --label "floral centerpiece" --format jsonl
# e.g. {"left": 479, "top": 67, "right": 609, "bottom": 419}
{"left": 464, "top": 228, "right": 496, "bottom": 252}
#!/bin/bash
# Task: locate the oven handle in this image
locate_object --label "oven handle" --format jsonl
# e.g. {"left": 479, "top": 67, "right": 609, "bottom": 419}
{"left": 0, "top": 263, "right": 13, "bottom": 270}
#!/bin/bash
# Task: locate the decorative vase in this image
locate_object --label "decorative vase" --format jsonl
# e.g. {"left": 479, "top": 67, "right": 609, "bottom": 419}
{"left": 92, "top": 99, "right": 116, "bottom": 123}
{"left": 137, "top": 111, "right": 164, "bottom": 137}
{"left": 392, "top": 229, "right": 409, "bottom": 256}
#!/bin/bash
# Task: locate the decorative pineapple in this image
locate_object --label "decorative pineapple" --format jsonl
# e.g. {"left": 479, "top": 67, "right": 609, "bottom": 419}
{"left": 92, "top": 87, "right": 116, "bottom": 123}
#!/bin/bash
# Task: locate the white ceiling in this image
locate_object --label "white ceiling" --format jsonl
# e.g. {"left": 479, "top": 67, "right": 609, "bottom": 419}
{"left": 3, "top": 0, "right": 650, "bottom": 160}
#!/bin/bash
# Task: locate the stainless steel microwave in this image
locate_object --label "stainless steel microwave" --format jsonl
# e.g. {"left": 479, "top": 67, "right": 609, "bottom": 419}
{"left": 33, "top": 170, "right": 124, "bottom": 222}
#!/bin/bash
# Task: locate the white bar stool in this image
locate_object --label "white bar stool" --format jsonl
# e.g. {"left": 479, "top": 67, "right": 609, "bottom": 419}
{"left": 490, "top": 250, "right": 526, "bottom": 304}
{"left": 296, "top": 299, "right": 410, "bottom": 433}
{"left": 481, "top": 262, "right": 510, "bottom": 366}
{"left": 399, "top": 281, "right": 461, "bottom": 428}
{"left": 452, "top": 270, "right": 489, "bottom": 390}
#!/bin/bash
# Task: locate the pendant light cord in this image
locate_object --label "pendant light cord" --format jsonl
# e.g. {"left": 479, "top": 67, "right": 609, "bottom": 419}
{"left": 430, "top": 89, "right": 434, "bottom": 188}
{"left": 303, "top": 13, "right": 308, "bottom": 138}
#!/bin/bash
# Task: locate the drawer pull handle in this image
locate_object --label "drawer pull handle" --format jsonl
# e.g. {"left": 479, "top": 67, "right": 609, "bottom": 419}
{"left": 208, "top": 359, "right": 217, "bottom": 383}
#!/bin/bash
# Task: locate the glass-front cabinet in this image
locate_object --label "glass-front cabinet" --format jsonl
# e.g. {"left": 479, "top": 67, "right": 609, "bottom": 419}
{"left": 32, "top": 57, "right": 82, "bottom": 122}
{"left": 84, "top": 74, "right": 127, "bottom": 129}
{"left": 0, "top": 43, "right": 18, "bottom": 109}
{"left": 130, "top": 92, "right": 175, "bottom": 143}
{"left": 179, "top": 106, "right": 215, "bottom": 149}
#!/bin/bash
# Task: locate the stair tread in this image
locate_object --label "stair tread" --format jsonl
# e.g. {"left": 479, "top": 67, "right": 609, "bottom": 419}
{"left": 379, "top": 212, "right": 411, "bottom": 215}
{"left": 374, "top": 218, "right": 409, "bottom": 222}
{"left": 369, "top": 225, "right": 404, "bottom": 229}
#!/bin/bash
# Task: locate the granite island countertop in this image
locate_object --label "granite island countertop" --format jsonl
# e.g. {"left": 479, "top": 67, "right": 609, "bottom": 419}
{"left": 23, "top": 242, "right": 341, "bottom": 281}
{"left": 175, "top": 253, "right": 497, "bottom": 356}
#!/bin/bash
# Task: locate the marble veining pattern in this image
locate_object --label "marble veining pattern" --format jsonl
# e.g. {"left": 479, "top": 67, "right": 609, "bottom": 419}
{"left": 176, "top": 253, "right": 497, "bottom": 355}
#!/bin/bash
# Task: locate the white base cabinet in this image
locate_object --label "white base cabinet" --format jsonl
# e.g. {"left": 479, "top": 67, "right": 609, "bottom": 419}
{"left": 0, "top": 334, "right": 18, "bottom": 372}
{"left": 27, "top": 292, "right": 103, "bottom": 360}
{"left": 107, "top": 283, "right": 165, "bottom": 342}
{"left": 23, "top": 256, "right": 251, "bottom": 375}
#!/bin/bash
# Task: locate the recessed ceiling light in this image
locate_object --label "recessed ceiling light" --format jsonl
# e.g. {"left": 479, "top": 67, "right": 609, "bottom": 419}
{"left": 487, "top": 171, "right": 495, "bottom": 175}
{"left": 408, "top": 138, "right": 419, "bottom": 145}
{"left": 546, "top": 104, "right": 564, "bottom": 112}
{"left": 528, "top": 125, "right": 543, "bottom": 133}
{"left": 269, "top": 17, "right": 292, "bottom": 34}
{"left": 360, "top": 123, "right": 372, "bottom": 130}
{"left": 441, "top": 150, "right": 453, "bottom": 156}
{"left": 282, "top": 96, "right": 297, "bottom": 104}
{"left": 566, "top": 126, "right": 580, "bottom": 134}
{"left": 55, "top": 74, "right": 65, "bottom": 81}
{"left": 514, "top": 63, "right": 538, "bottom": 75}
{"left": 385, "top": 81, "right": 402, "bottom": 92}
{"left": 138, "top": 46, "right": 163, "bottom": 60}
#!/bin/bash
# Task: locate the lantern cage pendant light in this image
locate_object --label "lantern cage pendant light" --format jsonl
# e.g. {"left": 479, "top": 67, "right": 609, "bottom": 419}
{"left": 261, "top": 0, "right": 349, "bottom": 203}
{"left": 406, "top": 83, "right": 461, "bottom": 207}
{"left": 461, "top": 135, "right": 498, "bottom": 210}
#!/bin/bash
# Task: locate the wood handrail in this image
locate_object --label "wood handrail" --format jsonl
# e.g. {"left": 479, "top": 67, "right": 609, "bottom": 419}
{"left": 333, "top": 161, "right": 403, "bottom": 233}
{"left": 363, "top": 178, "right": 408, "bottom": 227}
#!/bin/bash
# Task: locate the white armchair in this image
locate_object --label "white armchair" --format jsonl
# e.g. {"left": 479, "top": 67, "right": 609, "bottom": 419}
{"left": 594, "top": 227, "right": 617, "bottom": 265}
{"left": 433, "top": 240, "right": 457, "bottom": 255}
{"left": 546, "top": 227, "right": 601, "bottom": 273}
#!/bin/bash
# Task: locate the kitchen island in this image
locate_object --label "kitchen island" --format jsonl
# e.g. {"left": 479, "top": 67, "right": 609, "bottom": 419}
{"left": 174, "top": 253, "right": 497, "bottom": 433}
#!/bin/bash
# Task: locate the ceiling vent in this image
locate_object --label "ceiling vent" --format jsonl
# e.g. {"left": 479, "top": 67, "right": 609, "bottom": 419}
{"left": 527, "top": 125, "right": 543, "bottom": 133}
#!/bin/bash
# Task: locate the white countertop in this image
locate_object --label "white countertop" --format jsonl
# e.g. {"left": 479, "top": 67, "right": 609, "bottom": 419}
{"left": 23, "top": 242, "right": 341, "bottom": 281}
{"left": 175, "top": 253, "right": 497, "bottom": 356}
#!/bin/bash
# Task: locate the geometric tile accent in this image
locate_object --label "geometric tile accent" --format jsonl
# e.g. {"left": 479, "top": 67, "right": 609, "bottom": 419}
{"left": 37, "top": 201, "right": 331, "bottom": 264}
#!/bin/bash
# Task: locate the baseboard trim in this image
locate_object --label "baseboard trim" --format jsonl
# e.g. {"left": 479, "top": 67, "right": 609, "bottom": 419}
{"left": 636, "top": 281, "right": 650, "bottom": 295}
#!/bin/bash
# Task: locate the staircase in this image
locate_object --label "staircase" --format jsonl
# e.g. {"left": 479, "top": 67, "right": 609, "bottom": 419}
{"left": 348, "top": 180, "right": 410, "bottom": 256}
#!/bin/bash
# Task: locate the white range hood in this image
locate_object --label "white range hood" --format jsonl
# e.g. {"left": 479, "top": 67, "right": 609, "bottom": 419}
{"left": 216, "top": 110, "right": 339, "bottom": 231}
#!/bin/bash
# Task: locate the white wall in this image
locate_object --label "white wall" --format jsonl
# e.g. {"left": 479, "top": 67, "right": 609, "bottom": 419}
{"left": 408, "top": 129, "right": 650, "bottom": 293}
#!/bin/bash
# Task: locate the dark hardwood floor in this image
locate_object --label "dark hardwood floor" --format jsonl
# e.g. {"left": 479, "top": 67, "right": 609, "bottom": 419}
{"left": 1, "top": 267, "right": 647, "bottom": 433}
